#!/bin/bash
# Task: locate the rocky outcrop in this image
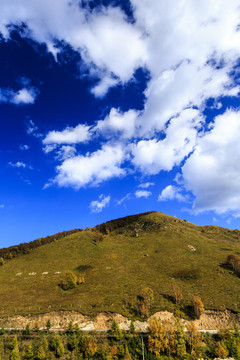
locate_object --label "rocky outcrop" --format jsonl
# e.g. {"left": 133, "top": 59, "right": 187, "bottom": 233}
{"left": 0, "top": 309, "right": 239, "bottom": 331}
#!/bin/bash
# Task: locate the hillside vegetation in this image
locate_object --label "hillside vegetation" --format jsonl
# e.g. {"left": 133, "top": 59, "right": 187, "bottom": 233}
{"left": 0, "top": 211, "right": 240, "bottom": 318}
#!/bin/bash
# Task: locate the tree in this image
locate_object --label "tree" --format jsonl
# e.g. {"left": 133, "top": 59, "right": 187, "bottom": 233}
{"left": 93, "top": 231, "right": 104, "bottom": 245}
{"left": 23, "top": 323, "right": 31, "bottom": 336}
{"left": 148, "top": 319, "right": 168, "bottom": 357}
{"left": 186, "top": 322, "right": 203, "bottom": 359}
{"left": 9, "top": 337, "right": 20, "bottom": 360}
{"left": 123, "top": 346, "right": 132, "bottom": 360}
{"left": 141, "top": 287, "right": 154, "bottom": 309}
{"left": 50, "top": 334, "right": 64, "bottom": 358}
{"left": 175, "top": 319, "right": 187, "bottom": 360}
{"left": 24, "top": 345, "right": 34, "bottom": 360}
{"left": 58, "top": 271, "right": 78, "bottom": 290}
{"left": 163, "top": 319, "right": 177, "bottom": 358}
{"left": 215, "top": 341, "right": 228, "bottom": 359}
{"left": 129, "top": 321, "right": 135, "bottom": 334}
{"left": 110, "top": 320, "right": 122, "bottom": 340}
{"left": 46, "top": 319, "right": 51, "bottom": 331}
{"left": 192, "top": 296, "right": 204, "bottom": 318}
{"left": 171, "top": 280, "right": 183, "bottom": 304}
{"left": 35, "top": 346, "right": 46, "bottom": 360}
{"left": 84, "top": 337, "right": 97, "bottom": 358}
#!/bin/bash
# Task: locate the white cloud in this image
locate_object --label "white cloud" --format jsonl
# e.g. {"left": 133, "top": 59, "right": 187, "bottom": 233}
{"left": 8, "top": 161, "right": 33, "bottom": 170}
{"left": 0, "top": 204, "right": 5, "bottom": 208}
{"left": 138, "top": 182, "right": 155, "bottom": 188}
{"left": 158, "top": 185, "right": 186, "bottom": 202}
{"left": 91, "top": 75, "right": 119, "bottom": 98}
{"left": 26, "top": 119, "right": 42, "bottom": 138}
{"left": 95, "top": 108, "right": 139, "bottom": 140}
{"left": 132, "top": 109, "right": 203, "bottom": 174}
{"left": 135, "top": 190, "right": 152, "bottom": 198}
{"left": 56, "top": 145, "right": 76, "bottom": 160}
{"left": 43, "top": 124, "right": 91, "bottom": 145}
{"left": 2, "top": 0, "right": 240, "bottom": 215}
{"left": 182, "top": 109, "right": 240, "bottom": 214}
{"left": 116, "top": 193, "right": 131, "bottom": 205}
{"left": 49, "top": 144, "right": 125, "bottom": 189}
{"left": 0, "top": 87, "right": 38, "bottom": 105}
{"left": 43, "top": 144, "right": 57, "bottom": 154}
{"left": 19, "top": 144, "right": 29, "bottom": 151}
{"left": 0, "top": 2, "right": 146, "bottom": 94}
{"left": 12, "top": 88, "right": 37, "bottom": 104}
{"left": 90, "top": 194, "right": 110, "bottom": 213}
{"left": 9, "top": 161, "right": 27, "bottom": 168}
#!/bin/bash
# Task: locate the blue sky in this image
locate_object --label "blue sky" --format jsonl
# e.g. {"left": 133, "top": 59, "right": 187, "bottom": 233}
{"left": 1, "top": 0, "right": 240, "bottom": 247}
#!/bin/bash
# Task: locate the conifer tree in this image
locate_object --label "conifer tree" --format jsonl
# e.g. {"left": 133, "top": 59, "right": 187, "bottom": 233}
{"left": 24, "top": 345, "right": 34, "bottom": 360}
{"left": 175, "top": 319, "right": 187, "bottom": 360}
{"left": 123, "top": 345, "right": 132, "bottom": 360}
{"left": 9, "top": 337, "right": 20, "bottom": 360}
{"left": 215, "top": 341, "right": 228, "bottom": 359}
{"left": 36, "top": 345, "right": 46, "bottom": 360}
{"left": 148, "top": 319, "right": 168, "bottom": 357}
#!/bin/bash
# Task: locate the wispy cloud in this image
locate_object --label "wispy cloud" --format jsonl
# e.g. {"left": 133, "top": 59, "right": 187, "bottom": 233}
{"left": 90, "top": 194, "right": 110, "bottom": 213}
{"left": 19, "top": 144, "right": 29, "bottom": 151}
{"left": 116, "top": 193, "right": 131, "bottom": 205}
{"left": 138, "top": 182, "right": 155, "bottom": 189}
{"left": 8, "top": 162, "right": 33, "bottom": 170}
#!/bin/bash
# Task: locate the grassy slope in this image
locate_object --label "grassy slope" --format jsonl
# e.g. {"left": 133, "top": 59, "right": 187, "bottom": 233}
{"left": 0, "top": 212, "right": 240, "bottom": 318}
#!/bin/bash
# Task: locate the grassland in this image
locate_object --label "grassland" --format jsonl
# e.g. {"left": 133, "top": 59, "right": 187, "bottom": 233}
{"left": 0, "top": 211, "right": 240, "bottom": 318}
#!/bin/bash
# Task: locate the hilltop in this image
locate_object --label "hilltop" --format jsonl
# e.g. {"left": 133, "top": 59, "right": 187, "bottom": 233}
{"left": 0, "top": 211, "right": 240, "bottom": 319}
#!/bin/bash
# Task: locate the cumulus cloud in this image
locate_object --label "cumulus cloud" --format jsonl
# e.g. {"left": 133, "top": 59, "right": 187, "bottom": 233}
{"left": 90, "top": 194, "right": 110, "bottom": 213}
{"left": 182, "top": 109, "right": 240, "bottom": 214}
{"left": 132, "top": 109, "right": 203, "bottom": 174}
{"left": 0, "top": 87, "right": 38, "bottom": 105}
{"left": 2, "top": 0, "right": 240, "bottom": 214}
{"left": 43, "top": 124, "right": 91, "bottom": 145}
{"left": 158, "top": 185, "right": 187, "bottom": 202}
{"left": 95, "top": 108, "right": 139, "bottom": 140}
{"left": 0, "top": 1, "right": 146, "bottom": 94}
{"left": 49, "top": 144, "right": 126, "bottom": 189}
{"left": 135, "top": 190, "right": 152, "bottom": 198}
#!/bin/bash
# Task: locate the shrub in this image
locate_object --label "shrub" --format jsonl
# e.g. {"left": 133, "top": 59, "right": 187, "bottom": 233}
{"left": 77, "top": 276, "right": 85, "bottom": 285}
{"left": 173, "top": 268, "right": 200, "bottom": 280}
{"left": 0, "top": 258, "right": 4, "bottom": 266}
{"left": 58, "top": 271, "right": 78, "bottom": 291}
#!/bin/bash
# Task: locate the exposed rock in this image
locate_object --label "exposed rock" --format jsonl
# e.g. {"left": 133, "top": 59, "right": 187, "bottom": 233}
{"left": 0, "top": 309, "right": 240, "bottom": 332}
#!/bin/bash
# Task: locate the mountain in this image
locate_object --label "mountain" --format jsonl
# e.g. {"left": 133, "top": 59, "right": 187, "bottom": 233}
{"left": 0, "top": 211, "right": 240, "bottom": 318}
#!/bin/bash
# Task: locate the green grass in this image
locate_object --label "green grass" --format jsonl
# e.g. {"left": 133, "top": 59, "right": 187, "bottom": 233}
{"left": 0, "top": 212, "right": 240, "bottom": 318}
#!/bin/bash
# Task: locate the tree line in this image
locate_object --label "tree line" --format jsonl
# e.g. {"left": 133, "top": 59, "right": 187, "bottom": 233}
{"left": 1, "top": 319, "right": 240, "bottom": 360}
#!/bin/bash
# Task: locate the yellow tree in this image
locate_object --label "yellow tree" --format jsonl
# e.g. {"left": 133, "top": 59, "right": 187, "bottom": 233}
{"left": 163, "top": 319, "right": 177, "bottom": 358}
{"left": 186, "top": 322, "right": 203, "bottom": 358}
{"left": 148, "top": 319, "right": 168, "bottom": 357}
{"left": 192, "top": 296, "right": 204, "bottom": 318}
{"left": 215, "top": 342, "right": 229, "bottom": 359}
{"left": 171, "top": 280, "right": 183, "bottom": 304}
